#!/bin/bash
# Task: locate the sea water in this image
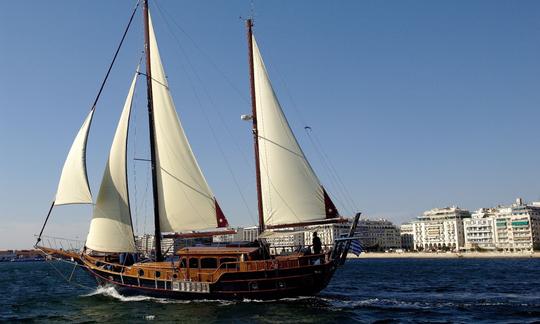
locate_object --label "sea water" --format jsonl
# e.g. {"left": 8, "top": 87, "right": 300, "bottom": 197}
{"left": 1, "top": 258, "right": 539, "bottom": 323}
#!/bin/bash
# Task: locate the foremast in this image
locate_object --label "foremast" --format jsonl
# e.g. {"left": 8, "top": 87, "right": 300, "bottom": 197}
{"left": 143, "top": 0, "right": 163, "bottom": 261}
{"left": 246, "top": 19, "right": 265, "bottom": 235}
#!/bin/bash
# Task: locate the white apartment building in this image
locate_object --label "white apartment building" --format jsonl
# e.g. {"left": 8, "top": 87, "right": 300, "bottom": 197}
{"left": 459, "top": 198, "right": 540, "bottom": 252}
{"left": 400, "top": 223, "right": 414, "bottom": 251}
{"left": 492, "top": 199, "right": 540, "bottom": 251}
{"left": 212, "top": 226, "right": 259, "bottom": 243}
{"left": 354, "top": 219, "right": 401, "bottom": 251}
{"left": 305, "top": 222, "right": 352, "bottom": 248}
{"left": 265, "top": 230, "right": 306, "bottom": 254}
{"left": 135, "top": 234, "right": 174, "bottom": 257}
{"left": 463, "top": 208, "right": 498, "bottom": 250}
{"left": 412, "top": 207, "right": 470, "bottom": 251}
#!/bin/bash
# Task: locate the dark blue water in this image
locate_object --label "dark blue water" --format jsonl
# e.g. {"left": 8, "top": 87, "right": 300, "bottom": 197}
{"left": 1, "top": 258, "right": 539, "bottom": 323}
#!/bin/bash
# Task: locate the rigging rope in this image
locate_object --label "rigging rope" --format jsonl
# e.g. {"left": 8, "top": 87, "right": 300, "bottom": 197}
{"left": 36, "top": 0, "right": 141, "bottom": 246}
{"left": 153, "top": 2, "right": 257, "bottom": 226}
{"left": 270, "top": 64, "right": 359, "bottom": 215}
{"left": 44, "top": 258, "right": 95, "bottom": 290}
{"left": 306, "top": 128, "right": 358, "bottom": 213}
{"left": 90, "top": 0, "right": 141, "bottom": 112}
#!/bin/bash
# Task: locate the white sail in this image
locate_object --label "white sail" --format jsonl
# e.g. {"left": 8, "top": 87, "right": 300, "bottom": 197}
{"left": 252, "top": 36, "right": 338, "bottom": 227}
{"left": 54, "top": 109, "right": 94, "bottom": 206}
{"left": 85, "top": 71, "right": 138, "bottom": 253}
{"left": 148, "top": 14, "right": 228, "bottom": 232}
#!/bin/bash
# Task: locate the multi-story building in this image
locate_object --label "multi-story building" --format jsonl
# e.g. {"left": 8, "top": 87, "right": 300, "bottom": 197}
{"left": 265, "top": 230, "right": 306, "bottom": 255}
{"left": 463, "top": 208, "right": 498, "bottom": 250}
{"left": 242, "top": 226, "right": 259, "bottom": 242}
{"left": 400, "top": 223, "right": 414, "bottom": 251}
{"left": 212, "top": 226, "right": 259, "bottom": 243}
{"left": 492, "top": 199, "right": 540, "bottom": 251}
{"left": 412, "top": 207, "right": 471, "bottom": 251}
{"left": 460, "top": 198, "right": 540, "bottom": 252}
{"left": 305, "top": 222, "right": 351, "bottom": 247}
{"left": 349, "top": 219, "right": 401, "bottom": 251}
{"left": 135, "top": 234, "right": 175, "bottom": 257}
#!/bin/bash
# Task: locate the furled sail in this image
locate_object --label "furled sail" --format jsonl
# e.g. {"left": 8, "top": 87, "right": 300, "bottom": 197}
{"left": 54, "top": 109, "right": 94, "bottom": 205}
{"left": 85, "top": 71, "right": 138, "bottom": 253}
{"left": 148, "top": 14, "right": 228, "bottom": 232}
{"left": 252, "top": 36, "right": 339, "bottom": 227}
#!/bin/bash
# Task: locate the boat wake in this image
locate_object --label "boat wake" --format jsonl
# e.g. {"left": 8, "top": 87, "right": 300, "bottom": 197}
{"left": 81, "top": 286, "right": 237, "bottom": 305}
{"left": 82, "top": 286, "right": 329, "bottom": 305}
{"left": 80, "top": 287, "right": 539, "bottom": 312}
{"left": 83, "top": 286, "right": 158, "bottom": 302}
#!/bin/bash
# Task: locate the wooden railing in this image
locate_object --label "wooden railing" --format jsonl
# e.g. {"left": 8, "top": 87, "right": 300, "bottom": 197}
{"left": 206, "top": 253, "right": 328, "bottom": 282}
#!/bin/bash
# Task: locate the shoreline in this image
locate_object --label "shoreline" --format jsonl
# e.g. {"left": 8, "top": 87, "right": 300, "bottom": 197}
{"left": 349, "top": 252, "right": 540, "bottom": 259}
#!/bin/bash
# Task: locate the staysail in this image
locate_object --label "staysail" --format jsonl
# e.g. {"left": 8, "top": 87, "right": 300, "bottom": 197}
{"left": 54, "top": 109, "right": 94, "bottom": 205}
{"left": 85, "top": 71, "right": 138, "bottom": 253}
{"left": 148, "top": 14, "right": 228, "bottom": 232}
{"left": 252, "top": 36, "right": 339, "bottom": 228}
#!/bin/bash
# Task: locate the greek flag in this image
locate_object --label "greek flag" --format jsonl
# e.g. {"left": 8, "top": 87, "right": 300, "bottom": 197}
{"left": 350, "top": 239, "right": 362, "bottom": 256}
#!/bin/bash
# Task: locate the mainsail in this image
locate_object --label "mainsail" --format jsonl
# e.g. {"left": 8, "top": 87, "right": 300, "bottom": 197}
{"left": 148, "top": 14, "right": 228, "bottom": 232}
{"left": 54, "top": 109, "right": 94, "bottom": 205}
{"left": 85, "top": 71, "right": 138, "bottom": 253}
{"left": 252, "top": 36, "right": 338, "bottom": 228}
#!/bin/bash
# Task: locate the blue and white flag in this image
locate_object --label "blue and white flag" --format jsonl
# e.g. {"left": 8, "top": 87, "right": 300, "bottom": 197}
{"left": 350, "top": 239, "right": 362, "bottom": 256}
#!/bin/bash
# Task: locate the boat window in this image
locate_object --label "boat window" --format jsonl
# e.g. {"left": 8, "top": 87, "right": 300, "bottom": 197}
{"left": 200, "top": 257, "right": 217, "bottom": 269}
{"left": 179, "top": 258, "right": 187, "bottom": 268}
{"left": 138, "top": 269, "right": 144, "bottom": 276}
{"left": 155, "top": 271, "right": 161, "bottom": 278}
{"left": 219, "top": 258, "right": 238, "bottom": 269}
{"left": 189, "top": 258, "right": 199, "bottom": 268}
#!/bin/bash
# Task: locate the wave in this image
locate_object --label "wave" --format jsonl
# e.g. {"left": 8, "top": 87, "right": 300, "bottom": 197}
{"left": 81, "top": 286, "right": 539, "bottom": 312}
{"left": 81, "top": 286, "right": 237, "bottom": 305}
{"left": 82, "top": 286, "right": 332, "bottom": 306}
{"left": 82, "top": 286, "right": 159, "bottom": 302}
{"left": 317, "top": 296, "right": 540, "bottom": 311}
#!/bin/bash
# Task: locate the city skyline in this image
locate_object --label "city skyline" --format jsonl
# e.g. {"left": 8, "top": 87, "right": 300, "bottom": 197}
{"left": 1, "top": 1, "right": 539, "bottom": 249}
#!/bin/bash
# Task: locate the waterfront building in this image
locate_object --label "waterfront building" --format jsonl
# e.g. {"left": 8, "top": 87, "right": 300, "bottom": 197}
{"left": 492, "top": 199, "right": 540, "bottom": 251}
{"left": 460, "top": 198, "right": 540, "bottom": 252}
{"left": 412, "top": 207, "right": 471, "bottom": 251}
{"left": 463, "top": 208, "right": 498, "bottom": 250}
{"left": 212, "top": 227, "right": 243, "bottom": 243}
{"left": 265, "top": 230, "right": 306, "bottom": 254}
{"left": 352, "top": 219, "right": 401, "bottom": 251}
{"left": 242, "top": 226, "right": 259, "bottom": 242}
{"left": 400, "top": 223, "right": 414, "bottom": 251}
{"left": 0, "top": 250, "right": 16, "bottom": 262}
{"left": 135, "top": 234, "right": 174, "bottom": 256}
{"left": 212, "top": 226, "right": 259, "bottom": 243}
{"left": 305, "top": 222, "right": 352, "bottom": 248}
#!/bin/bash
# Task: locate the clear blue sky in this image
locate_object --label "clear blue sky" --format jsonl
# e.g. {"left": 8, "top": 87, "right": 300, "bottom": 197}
{"left": 1, "top": 1, "right": 539, "bottom": 249}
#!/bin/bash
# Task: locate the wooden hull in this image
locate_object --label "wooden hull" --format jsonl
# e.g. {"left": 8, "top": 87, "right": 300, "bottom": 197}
{"left": 84, "top": 260, "right": 337, "bottom": 300}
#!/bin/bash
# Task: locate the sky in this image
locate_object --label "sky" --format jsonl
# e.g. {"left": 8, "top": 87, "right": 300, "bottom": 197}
{"left": 0, "top": 1, "right": 539, "bottom": 249}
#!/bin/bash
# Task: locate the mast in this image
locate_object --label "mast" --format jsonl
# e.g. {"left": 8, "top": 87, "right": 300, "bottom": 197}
{"left": 246, "top": 19, "right": 265, "bottom": 235}
{"left": 143, "top": 0, "right": 163, "bottom": 261}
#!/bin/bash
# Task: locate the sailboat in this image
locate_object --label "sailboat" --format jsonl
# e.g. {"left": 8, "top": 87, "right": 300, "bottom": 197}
{"left": 36, "top": 0, "right": 360, "bottom": 299}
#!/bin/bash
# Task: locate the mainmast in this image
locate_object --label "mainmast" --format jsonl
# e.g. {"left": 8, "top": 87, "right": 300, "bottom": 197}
{"left": 246, "top": 19, "right": 265, "bottom": 234}
{"left": 143, "top": 0, "right": 163, "bottom": 261}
